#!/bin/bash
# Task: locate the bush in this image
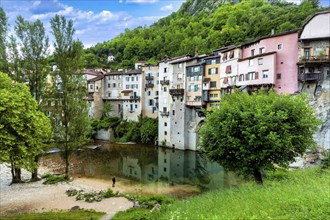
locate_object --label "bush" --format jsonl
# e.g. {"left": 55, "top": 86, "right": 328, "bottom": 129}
{"left": 42, "top": 174, "right": 69, "bottom": 184}
{"left": 321, "top": 150, "right": 330, "bottom": 169}
{"left": 103, "top": 188, "right": 115, "bottom": 198}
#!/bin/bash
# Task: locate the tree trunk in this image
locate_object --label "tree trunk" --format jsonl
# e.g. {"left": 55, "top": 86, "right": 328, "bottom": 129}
{"left": 65, "top": 150, "right": 69, "bottom": 176}
{"left": 253, "top": 168, "right": 263, "bottom": 185}
{"left": 11, "top": 165, "right": 22, "bottom": 184}
{"left": 31, "top": 155, "right": 40, "bottom": 181}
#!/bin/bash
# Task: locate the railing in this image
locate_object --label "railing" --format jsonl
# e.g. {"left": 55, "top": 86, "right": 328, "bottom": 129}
{"left": 146, "top": 83, "right": 154, "bottom": 88}
{"left": 299, "top": 55, "right": 330, "bottom": 63}
{"left": 185, "top": 101, "right": 202, "bottom": 106}
{"left": 298, "top": 73, "right": 324, "bottom": 81}
{"left": 160, "top": 80, "right": 170, "bottom": 85}
{"left": 169, "top": 89, "right": 184, "bottom": 96}
{"left": 160, "top": 111, "right": 169, "bottom": 117}
{"left": 145, "top": 75, "right": 154, "bottom": 81}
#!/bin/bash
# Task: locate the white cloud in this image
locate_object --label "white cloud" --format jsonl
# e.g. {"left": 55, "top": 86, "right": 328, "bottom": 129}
{"left": 160, "top": 4, "right": 173, "bottom": 11}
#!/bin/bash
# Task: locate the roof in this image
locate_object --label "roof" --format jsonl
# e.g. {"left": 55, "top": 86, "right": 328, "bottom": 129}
{"left": 203, "top": 78, "right": 211, "bottom": 82}
{"left": 121, "top": 90, "right": 133, "bottom": 94}
{"left": 170, "top": 54, "right": 207, "bottom": 64}
{"left": 160, "top": 54, "right": 191, "bottom": 63}
{"left": 240, "top": 29, "right": 299, "bottom": 48}
{"left": 88, "top": 75, "right": 104, "bottom": 82}
{"left": 299, "top": 10, "right": 330, "bottom": 37}
{"left": 186, "top": 61, "right": 206, "bottom": 68}
{"left": 84, "top": 69, "right": 102, "bottom": 75}
{"left": 217, "top": 45, "right": 239, "bottom": 53}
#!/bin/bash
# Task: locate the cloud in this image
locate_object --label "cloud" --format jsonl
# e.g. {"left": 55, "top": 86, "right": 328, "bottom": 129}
{"left": 160, "top": 4, "right": 173, "bottom": 11}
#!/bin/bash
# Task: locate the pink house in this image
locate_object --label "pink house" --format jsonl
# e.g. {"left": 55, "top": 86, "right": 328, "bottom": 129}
{"left": 238, "top": 31, "right": 299, "bottom": 94}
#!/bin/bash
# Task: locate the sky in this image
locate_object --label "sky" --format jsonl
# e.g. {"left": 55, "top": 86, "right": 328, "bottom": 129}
{"left": 0, "top": 0, "right": 185, "bottom": 48}
{"left": 1, "top": 0, "right": 329, "bottom": 49}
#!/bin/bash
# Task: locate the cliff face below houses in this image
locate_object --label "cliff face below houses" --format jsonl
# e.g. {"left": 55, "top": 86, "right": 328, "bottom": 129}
{"left": 311, "top": 78, "right": 330, "bottom": 150}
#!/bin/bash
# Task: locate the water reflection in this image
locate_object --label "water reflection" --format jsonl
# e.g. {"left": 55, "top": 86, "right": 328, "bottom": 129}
{"left": 41, "top": 143, "right": 236, "bottom": 191}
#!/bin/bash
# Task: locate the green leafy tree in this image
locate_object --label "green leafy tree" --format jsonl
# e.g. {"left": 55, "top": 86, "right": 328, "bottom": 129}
{"left": 0, "top": 7, "right": 8, "bottom": 73}
{"left": 0, "top": 72, "right": 51, "bottom": 183}
{"left": 199, "top": 90, "right": 321, "bottom": 184}
{"left": 140, "top": 117, "right": 158, "bottom": 144}
{"left": 14, "top": 16, "right": 50, "bottom": 180}
{"left": 48, "top": 15, "right": 91, "bottom": 176}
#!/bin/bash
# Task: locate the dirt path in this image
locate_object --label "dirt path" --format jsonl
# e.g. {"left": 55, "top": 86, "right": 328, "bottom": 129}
{"left": 0, "top": 163, "right": 133, "bottom": 218}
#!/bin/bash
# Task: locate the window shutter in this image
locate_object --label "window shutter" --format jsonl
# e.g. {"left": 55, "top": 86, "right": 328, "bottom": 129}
{"left": 245, "top": 74, "right": 249, "bottom": 80}
{"left": 255, "top": 72, "right": 259, "bottom": 79}
{"left": 208, "top": 69, "right": 211, "bottom": 75}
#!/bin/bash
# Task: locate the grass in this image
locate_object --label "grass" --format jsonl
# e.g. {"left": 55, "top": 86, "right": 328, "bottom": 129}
{"left": 0, "top": 210, "right": 105, "bottom": 220}
{"left": 112, "top": 167, "right": 330, "bottom": 220}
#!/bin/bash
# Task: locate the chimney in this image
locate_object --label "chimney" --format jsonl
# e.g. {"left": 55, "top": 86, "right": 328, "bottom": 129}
{"left": 271, "top": 28, "right": 275, "bottom": 35}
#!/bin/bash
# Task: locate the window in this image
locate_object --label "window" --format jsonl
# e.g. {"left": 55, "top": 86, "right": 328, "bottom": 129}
{"left": 225, "top": 65, "right": 231, "bottom": 74}
{"left": 164, "top": 68, "right": 167, "bottom": 73}
{"left": 126, "top": 77, "right": 130, "bottom": 82}
{"left": 278, "top": 44, "right": 282, "bottom": 50}
{"left": 136, "top": 76, "right": 138, "bottom": 81}
{"left": 249, "top": 59, "right": 254, "bottom": 66}
{"left": 148, "top": 66, "right": 151, "bottom": 70}
{"left": 156, "top": 91, "right": 159, "bottom": 96}
{"left": 164, "top": 131, "right": 167, "bottom": 135}
{"left": 131, "top": 77, "right": 134, "bottom": 81}
{"left": 229, "top": 50, "right": 234, "bottom": 58}
{"left": 247, "top": 72, "right": 256, "bottom": 80}
{"left": 113, "top": 83, "right": 116, "bottom": 88}
{"left": 164, "top": 122, "right": 167, "bottom": 126}
{"left": 239, "top": 74, "right": 244, "bottom": 82}
{"left": 209, "top": 68, "right": 218, "bottom": 75}
{"left": 178, "top": 63, "right": 182, "bottom": 68}
{"left": 135, "top": 104, "right": 138, "bottom": 109}
{"left": 172, "top": 110, "right": 175, "bottom": 115}
{"left": 262, "top": 70, "right": 269, "bottom": 78}
{"left": 259, "top": 47, "right": 265, "bottom": 54}
{"left": 148, "top": 91, "right": 151, "bottom": 96}
{"left": 113, "top": 75, "right": 117, "bottom": 80}
{"left": 118, "top": 83, "right": 122, "bottom": 88}
{"left": 188, "top": 85, "right": 192, "bottom": 92}
{"left": 304, "top": 48, "right": 310, "bottom": 58}
{"left": 258, "top": 58, "right": 263, "bottom": 65}
{"left": 277, "top": 73, "right": 281, "bottom": 79}
{"left": 210, "top": 81, "right": 217, "bottom": 88}
{"left": 126, "top": 85, "right": 130, "bottom": 89}
{"left": 178, "top": 73, "right": 183, "bottom": 79}
{"left": 108, "top": 83, "right": 110, "bottom": 88}
{"left": 131, "top": 85, "right": 134, "bottom": 89}
{"left": 194, "top": 85, "right": 199, "bottom": 92}
{"left": 149, "top": 99, "right": 153, "bottom": 106}
{"left": 211, "top": 59, "right": 216, "bottom": 64}
{"left": 193, "top": 66, "right": 200, "bottom": 72}
{"left": 251, "top": 49, "right": 255, "bottom": 56}
{"left": 164, "top": 87, "right": 167, "bottom": 92}
{"left": 135, "top": 84, "right": 138, "bottom": 89}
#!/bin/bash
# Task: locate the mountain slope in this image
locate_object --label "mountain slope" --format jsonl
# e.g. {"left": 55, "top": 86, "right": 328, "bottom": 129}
{"left": 84, "top": 0, "right": 324, "bottom": 69}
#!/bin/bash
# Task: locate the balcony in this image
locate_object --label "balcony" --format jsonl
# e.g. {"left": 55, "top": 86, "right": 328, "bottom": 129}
{"left": 146, "top": 83, "right": 154, "bottom": 88}
{"left": 130, "top": 96, "right": 140, "bottom": 100}
{"left": 145, "top": 75, "right": 154, "bottom": 81}
{"left": 299, "top": 55, "right": 330, "bottom": 64}
{"left": 160, "top": 111, "right": 169, "bottom": 117}
{"left": 169, "top": 89, "right": 184, "bottom": 96}
{"left": 160, "top": 80, "right": 170, "bottom": 85}
{"left": 298, "top": 73, "right": 324, "bottom": 81}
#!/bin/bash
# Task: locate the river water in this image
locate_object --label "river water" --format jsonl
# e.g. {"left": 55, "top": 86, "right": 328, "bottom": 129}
{"left": 40, "top": 142, "right": 240, "bottom": 197}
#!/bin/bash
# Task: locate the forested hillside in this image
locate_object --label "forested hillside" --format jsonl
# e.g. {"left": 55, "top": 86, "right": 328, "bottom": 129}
{"left": 84, "top": 0, "right": 325, "bottom": 69}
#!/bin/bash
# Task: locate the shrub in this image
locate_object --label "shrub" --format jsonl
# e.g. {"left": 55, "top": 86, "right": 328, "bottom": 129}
{"left": 103, "top": 188, "right": 115, "bottom": 198}
{"left": 42, "top": 174, "right": 69, "bottom": 184}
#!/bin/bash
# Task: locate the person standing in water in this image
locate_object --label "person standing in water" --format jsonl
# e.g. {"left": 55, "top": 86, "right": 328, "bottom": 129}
{"left": 112, "top": 176, "right": 116, "bottom": 187}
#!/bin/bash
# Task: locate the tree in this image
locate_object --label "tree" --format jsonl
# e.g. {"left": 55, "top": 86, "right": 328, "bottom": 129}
{"left": 0, "top": 72, "right": 51, "bottom": 183}
{"left": 48, "top": 15, "right": 91, "bottom": 176}
{"left": 199, "top": 90, "right": 320, "bottom": 184}
{"left": 14, "top": 16, "right": 50, "bottom": 180}
{"left": 0, "top": 7, "right": 8, "bottom": 73}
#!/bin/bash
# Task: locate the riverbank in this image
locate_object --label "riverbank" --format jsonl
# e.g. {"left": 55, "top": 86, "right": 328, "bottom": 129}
{"left": 113, "top": 167, "right": 330, "bottom": 220}
{"left": 0, "top": 163, "right": 132, "bottom": 217}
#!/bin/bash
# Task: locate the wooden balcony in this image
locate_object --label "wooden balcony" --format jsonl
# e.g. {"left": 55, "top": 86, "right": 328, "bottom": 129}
{"left": 160, "top": 80, "right": 170, "bottom": 85}
{"left": 145, "top": 75, "right": 154, "bottom": 81}
{"left": 160, "top": 111, "right": 169, "bottom": 117}
{"left": 169, "top": 89, "right": 184, "bottom": 96}
{"left": 298, "top": 73, "right": 324, "bottom": 81}
{"left": 299, "top": 55, "right": 330, "bottom": 64}
{"left": 146, "top": 83, "right": 154, "bottom": 88}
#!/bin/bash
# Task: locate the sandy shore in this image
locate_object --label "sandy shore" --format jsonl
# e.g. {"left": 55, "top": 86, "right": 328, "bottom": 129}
{"left": 0, "top": 163, "right": 133, "bottom": 217}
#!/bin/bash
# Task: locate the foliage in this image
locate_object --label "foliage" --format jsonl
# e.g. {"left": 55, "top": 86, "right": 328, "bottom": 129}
{"left": 101, "top": 102, "right": 114, "bottom": 119}
{"left": 140, "top": 117, "right": 158, "bottom": 144}
{"left": 47, "top": 15, "right": 91, "bottom": 175}
{"left": 65, "top": 188, "right": 117, "bottom": 203}
{"left": 125, "top": 194, "right": 175, "bottom": 208}
{"left": 199, "top": 90, "right": 321, "bottom": 184}
{"left": 321, "top": 150, "right": 330, "bottom": 169}
{"left": 112, "top": 208, "right": 152, "bottom": 220}
{"left": 0, "top": 72, "right": 51, "bottom": 183}
{"left": 0, "top": 7, "right": 8, "bottom": 73}
{"left": 1, "top": 209, "right": 105, "bottom": 220}
{"left": 84, "top": 0, "right": 323, "bottom": 68}
{"left": 42, "top": 173, "right": 69, "bottom": 185}
{"left": 154, "top": 167, "right": 330, "bottom": 220}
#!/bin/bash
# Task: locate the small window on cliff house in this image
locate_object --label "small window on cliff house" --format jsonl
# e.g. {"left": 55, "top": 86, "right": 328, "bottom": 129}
{"left": 225, "top": 65, "right": 232, "bottom": 74}
{"left": 278, "top": 44, "right": 282, "bottom": 50}
{"left": 229, "top": 51, "right": 234, "bottom": 59}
